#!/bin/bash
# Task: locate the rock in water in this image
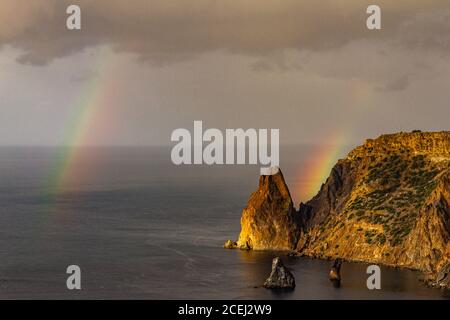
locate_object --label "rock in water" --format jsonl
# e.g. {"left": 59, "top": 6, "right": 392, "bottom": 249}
{"left": 329, "top": 258, "right": 342, "bottom": 280}
{"left": 329, "top": 258, "right": 342, "bottom": 288}
{"left": 223, "top": 240, "right": 237, "bottom": 249}
{"left": 236, "top": 167, "right": 301, "bottom": 250}
{"left": 430, "top": 263, "right": 450, "bottom": 290}
{"left": 263, "top": 257, "right": 295, "bottom": 289}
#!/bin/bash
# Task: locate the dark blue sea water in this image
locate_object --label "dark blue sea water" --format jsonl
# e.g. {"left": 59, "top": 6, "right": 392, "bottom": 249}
{"left": 0, "top": 147, "right": 447, "bottom": 299}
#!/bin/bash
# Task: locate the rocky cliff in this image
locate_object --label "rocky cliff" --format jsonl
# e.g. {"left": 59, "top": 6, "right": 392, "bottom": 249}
{"left": 230, "top": 131, "right": 450, "bottom": 281}
{"left": 235, "top": 167, "right": 302, "bottom": 250}
{"left": 297, "top": 131, "right": 449, "bottom": 273}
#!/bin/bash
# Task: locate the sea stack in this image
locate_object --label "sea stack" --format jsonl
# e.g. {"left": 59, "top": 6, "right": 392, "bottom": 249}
{"left": 329, "top": 258, "right": 342, "bottom": 288}
{"left": 236, "top": 167, "right": 302, "bottom": 251}
{"left": 263, "top": 257, "right": 296, "bottom": 289}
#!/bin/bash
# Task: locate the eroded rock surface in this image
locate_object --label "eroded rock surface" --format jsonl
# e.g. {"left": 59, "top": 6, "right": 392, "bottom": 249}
{"left": 223, "top": 240, "right": 237, "bottom": 249}
{"left": 236, "top": 167, "right": 301, "bottom": 251}
{"left": 263, "top": 257, "right": 295, "bottom": 289}
{"left": 428, "top": 263, "right": 450, "bottom": 290}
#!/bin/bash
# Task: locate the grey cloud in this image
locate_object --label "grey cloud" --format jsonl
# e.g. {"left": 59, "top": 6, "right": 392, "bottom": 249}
{"left": 1, "top": 0, "right": 450, "bottom": 66}
{"left": 69, "top": 70, "right": 98, "bottom": 83}
{"left": 377, "top": 75, "right": 410, "bottom": 92}
{"left": 251, "top": 52, "right": 303, "bottom": 72}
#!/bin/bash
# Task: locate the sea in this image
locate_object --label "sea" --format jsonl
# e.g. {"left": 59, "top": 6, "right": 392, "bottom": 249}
{"left": 0, "top": 146, "right": 447, "bottom": 299}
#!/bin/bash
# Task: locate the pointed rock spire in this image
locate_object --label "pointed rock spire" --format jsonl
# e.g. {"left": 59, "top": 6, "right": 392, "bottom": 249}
{"left": 236, "top": 167, "right": 301, "bottom": 250}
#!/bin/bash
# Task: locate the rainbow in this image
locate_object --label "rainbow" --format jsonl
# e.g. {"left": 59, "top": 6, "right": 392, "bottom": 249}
{"left": 45, "top": 50, "right": 375, "bottom": 205}
{"left": 47, "top": 47, "right": 113, "bottom": 194}
{"left": 293, "top": 132, "right": 347, "bottom": 202}
{"left": 293, "top": 81, "right": 375, "bottom": 203}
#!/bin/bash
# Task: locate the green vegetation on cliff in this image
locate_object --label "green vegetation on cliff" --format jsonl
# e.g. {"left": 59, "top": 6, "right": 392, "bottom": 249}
{"left": 297, "top": 131, "right": 449, "bottom": 273}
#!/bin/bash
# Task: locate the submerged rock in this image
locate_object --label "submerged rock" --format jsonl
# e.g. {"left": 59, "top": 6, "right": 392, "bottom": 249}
{"left": 263, "top": 257, "right": 295, "bottom": 289}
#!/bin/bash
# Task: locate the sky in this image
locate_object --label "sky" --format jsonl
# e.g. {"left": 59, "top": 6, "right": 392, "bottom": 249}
{"left": 0, "top": 0, "right": 449, "bottom": 147}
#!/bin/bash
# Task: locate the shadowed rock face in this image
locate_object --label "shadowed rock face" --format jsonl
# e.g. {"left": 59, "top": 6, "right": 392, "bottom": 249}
{"left": 236, "top": 168, "right": 301, "bottom": 251}
{"left": 299, "top": 160, "right": 356, "bottom": 229}
{"left": 263, "top": 257, "right": 295, "bottom": 289}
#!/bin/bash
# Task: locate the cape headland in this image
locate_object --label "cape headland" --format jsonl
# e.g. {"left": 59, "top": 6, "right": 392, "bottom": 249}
{"left": 226, "top": 131, "right": 450, "bottom": 288}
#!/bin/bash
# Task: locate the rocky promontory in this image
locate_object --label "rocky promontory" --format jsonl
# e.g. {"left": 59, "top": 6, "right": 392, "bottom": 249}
{"left": 227, "top": 131, "right": 450, "bottom": 288}
{"left": 235, "top": 167, "right": 302, "bottom": 250}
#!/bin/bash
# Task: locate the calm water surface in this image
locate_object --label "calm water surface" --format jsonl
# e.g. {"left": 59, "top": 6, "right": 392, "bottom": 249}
{"left": 0, "top": 147, "right": 447, "bottom": 299}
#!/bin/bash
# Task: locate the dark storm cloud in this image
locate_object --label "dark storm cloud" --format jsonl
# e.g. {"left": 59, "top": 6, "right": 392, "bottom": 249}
{"left": 1, "top": 0, "right": 450, "bottom": 66}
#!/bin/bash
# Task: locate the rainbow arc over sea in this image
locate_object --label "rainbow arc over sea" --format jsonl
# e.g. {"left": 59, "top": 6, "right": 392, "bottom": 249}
{"left": 47, "top": 47, "right": 116, "bottom": 195}
{"left": 45, "top": 48, "right": 374, "bottom": 209}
